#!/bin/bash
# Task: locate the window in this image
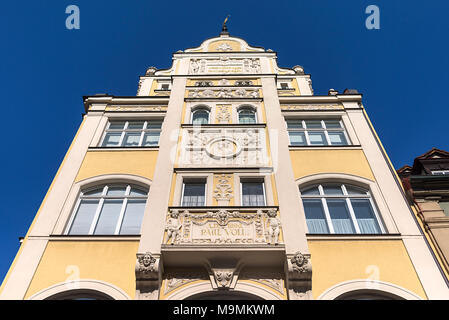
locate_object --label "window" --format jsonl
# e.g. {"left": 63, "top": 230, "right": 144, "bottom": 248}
{"left": 301, "top": 184, "right": 383, "bottom": 234}
{"left": 280, "top": 83, "right": 289, "bottom": 90}
{"left": 241, "top": 181, "right": 266, "bottom": 206}
{"left": 66, "top": 184, "right": 148, "bottom": 235}
{"left": 101, "top": 120, "right": 162, "bottom": 147}
{"left": 161, "top": 84, "right": 170, "bottom": 90}
{"left": 191, "top": 108, "right": 210, "bottom": 125}
{"left": 238, "top": 107, "right": 257, "bottom": 124}
{"left": 182, "top": 182, "right": 206, "bottom": 207}
{"left": 286, "top": 119, "right": 349, "bottom": 146}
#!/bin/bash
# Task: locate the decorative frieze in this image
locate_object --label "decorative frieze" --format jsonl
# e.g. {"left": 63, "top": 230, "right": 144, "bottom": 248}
{"left": 105, "top": 105, "right": 167, "bottom": 112}
{"left": 280, "top": 104, "right": 343, "bottom": 111}
{"left": 163, "top": 208, "right": 282, "bottom": 246}
{"left": 188, "top": 88, "right": 260, "bottom": 99}
{"left": 213, "top": 174, "right": 233, "bottom": 206}
{"left": 215, "top": 105, "right": 231, "bottom": 124}
{"left": 180, "top": 127, "right": 267, "bottom": 167}
{"left": 189, "top": 57, "right": 261, "bottom": 74}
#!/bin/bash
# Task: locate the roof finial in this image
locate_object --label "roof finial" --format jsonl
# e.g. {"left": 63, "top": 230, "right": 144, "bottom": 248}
{"left": 220, "top": 15, "right": 230, "bottom": 36}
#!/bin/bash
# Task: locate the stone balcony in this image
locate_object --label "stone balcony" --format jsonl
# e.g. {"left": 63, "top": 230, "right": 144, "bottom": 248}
{"left": 160, "top": 207, "right": 286, "bottom": 269}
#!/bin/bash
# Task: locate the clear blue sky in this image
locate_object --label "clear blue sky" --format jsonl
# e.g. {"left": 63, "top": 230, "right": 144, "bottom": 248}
{"left": 0, "top": 0, "right": 448, "bottom": 281}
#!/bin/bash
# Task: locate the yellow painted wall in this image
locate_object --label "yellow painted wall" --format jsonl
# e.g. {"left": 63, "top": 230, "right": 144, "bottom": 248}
{"left": 24, "top": 241, "right": 139, "bottom": 299}
{"left": 308, "top": 240, "right": 427, "bottom": 299}
{"left": 290, "top": 149, "right": 375, "bottom": 181}
{"left": 75, "top": 150, "right": 159, "bottom": 182}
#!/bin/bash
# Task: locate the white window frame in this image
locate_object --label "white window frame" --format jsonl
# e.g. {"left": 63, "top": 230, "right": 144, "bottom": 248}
{"left": 190, "top": 108, "right": 210, "bottom": 125}
{"left": 240, "top": 180, "right": 267, "bottom": 207}
{"left": 237, "top": 106, "right": 258, "bottom": 124}
{"left": 64, "top": 184, "right": 148, "bottom": 235}
{"left": 100, "top": 120, "right": 162, "bottom": 147}
{"left": 181, "top": 180, "right": 207, "bottom": 207}
{"left": 300, "top": 183, "right": 385, "bottom": 234}
{"left": 286, "top": 119, "right": 351, "bottom": 146}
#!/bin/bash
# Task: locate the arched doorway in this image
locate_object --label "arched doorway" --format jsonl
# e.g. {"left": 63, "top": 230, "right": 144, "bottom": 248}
{"left": 186, "top": 291, "right": 263, "bottom": 300}
{"left": 45, "top": 289, "right": 114, "bottom": 300}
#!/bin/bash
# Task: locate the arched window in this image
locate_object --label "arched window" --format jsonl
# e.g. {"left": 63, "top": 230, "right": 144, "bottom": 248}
{"left": 191, "top": 108, "right": 209, "bottom": 125}
{"left": 238, "top": 107, "right": 257, "bottom": 124}
{"left": 66, "top": 184, "right": 148, "bottom": 235}
{"left": 300, "top": 183, "right": 384, "bottom": 234}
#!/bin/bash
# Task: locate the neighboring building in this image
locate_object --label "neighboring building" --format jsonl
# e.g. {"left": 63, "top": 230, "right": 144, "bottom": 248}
{"left": 1, "top": 27, "right": 448, "bottom": 300}
{"left": 398, "top": 148, "right": 449, "bottom": 282}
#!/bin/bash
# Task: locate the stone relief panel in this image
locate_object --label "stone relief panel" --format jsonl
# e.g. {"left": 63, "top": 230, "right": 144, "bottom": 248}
{"left": 280, "top": 104, "right": 344, "bottom": 111}
{"left": 187, "top": 88, "right": 260, "bottom": 99}
{"left": 179, "top": 127, "right": 268, "bottom": 167}
{"left": 163, "top": 208, "right": 283, "bottom": 246}
{"left": 189, "top": 57, "right": 261, "bottom": 74}
{"left": 239, "top": 271, "right": 286, "bottom": 297}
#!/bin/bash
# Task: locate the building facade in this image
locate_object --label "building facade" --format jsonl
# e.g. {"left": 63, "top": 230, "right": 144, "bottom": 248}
{"left": 1, "top": 29, "right": 448, "bottom": 300}
{"left": 398, "top": 148, "right": 449, "bottom": 283}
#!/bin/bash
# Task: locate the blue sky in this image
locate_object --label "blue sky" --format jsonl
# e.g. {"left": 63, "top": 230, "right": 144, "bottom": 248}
{"left": 0, "top": 0, "right": 448, "bottom": 281}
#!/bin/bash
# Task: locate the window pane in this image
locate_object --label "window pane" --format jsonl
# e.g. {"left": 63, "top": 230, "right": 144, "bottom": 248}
{"left": 123, "top": 132, "right": 141, "bottom": 146}
{"left": 94, "top": 199, "right": 123, "bottom": 234}
{"left": 351, "top": 199, "right": 381, "bottom": 234}
{"left": 289, "top": 132, "right": 306, "bottom": 146}
{"left": 322, "top": 185, "right": 344, "bottom": 195}
{"left": 192, "top": 110, "right": 209, "bottom": 125}
{"left": 127, "top": 121, "right": 145, "bottom": 129}
{"left": 239, "top": 110, "right": 256, "bottom": 124}
{"left": 242, "top": 182, "right": 265, "bottom": 206}
{"left": 102, "top": 133, "right": 122, "bottom": 147}
{"left": 69, "top": 200, "right": 99, "bottom": 235}
{"left": 326, "top": 199, "right": 355, "bottom": 234}
{"left": 129, "top": 188, "right": 148, "bottom": 196}
{"left": 106, "top": 186, "right": 127, "bottom": 196}
{"left": 182, "top": 183, "right": 205, "bottom": 207}
{"left": 303, "top": 199, "right": 329, "bottom": 234}
{"left": 305, "top": 120, "right": 322, "bottom": 129}
{"left": 308, "top": 132, "right": 327, "bottom": 145}
{"left": 146, "top": 121, "right": 162, "bottom": 129}
{"left": 286, "top": 120, "right": 303, "bottom": 129}
{"left": 324, "top": 120, "right": 342, "bottom": 128}
{"left": 108, "top": 122, "right": 126, "bottom": 130}
{"left": 83, "top": 187, "right": 104, "bottom": 197}
{"left": 301, "top": 186, "right": 320, "bottom": 196}
{"left": 120, "top": 200, "right": 146, "bottom": 234}
{"left": 328, "top": 132, "right": 347, "bottom": 145}
{"left": 142, "top": 132, "right": 160, "bottom": 146}
{"left": 346, "top": 186, "right": 367, "bottom": 195}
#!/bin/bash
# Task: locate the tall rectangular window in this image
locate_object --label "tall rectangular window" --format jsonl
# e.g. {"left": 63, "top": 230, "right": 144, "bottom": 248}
{"left": 241, "top": 181, "right": 266, "bottom": 206}
{"left": 182, "top": 182, "right": 206, "bottom": 207}
{"left": 286, "top": 119, "right": 350, "bottom": 146}
{"left": 101, "top": 120, "right": 162, "bottom": 147}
